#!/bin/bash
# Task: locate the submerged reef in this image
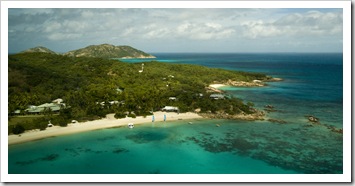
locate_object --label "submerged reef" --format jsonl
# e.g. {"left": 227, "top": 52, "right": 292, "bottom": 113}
{"left": 185, "top": 126, "right": 343, "bottom": 174}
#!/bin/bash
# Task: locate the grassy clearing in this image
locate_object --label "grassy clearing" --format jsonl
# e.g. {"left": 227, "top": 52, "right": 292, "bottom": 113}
{"left": 8, "top": 115, "right": 45, "bottom": 126}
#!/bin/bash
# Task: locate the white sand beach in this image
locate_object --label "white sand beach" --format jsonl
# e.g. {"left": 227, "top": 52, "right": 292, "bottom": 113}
{"left": 8, "top": 111, "right": 202, "bottom": 145}
{"left": 209, "top": 84, "right": 227, "bottom": 89}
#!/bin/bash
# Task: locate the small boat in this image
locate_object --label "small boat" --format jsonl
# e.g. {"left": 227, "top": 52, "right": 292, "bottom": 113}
{"left": 128, "top": 123, "right": 134, "bottom": 129}
{"left": 188, "top": 122, "right": 193, "bottom": 124}
{"left": 48, "top": 120, "right": 53, "bottom": 127}
{"left": 216, "top": 124, "right": 220, "bottom": 127}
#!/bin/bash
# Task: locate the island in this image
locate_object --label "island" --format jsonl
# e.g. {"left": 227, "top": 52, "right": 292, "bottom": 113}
{"left": 63, "top": 44, "right": 156, "bottom": 59}
{"left": 8, "top": 46, "right": 277, "bottom": 143}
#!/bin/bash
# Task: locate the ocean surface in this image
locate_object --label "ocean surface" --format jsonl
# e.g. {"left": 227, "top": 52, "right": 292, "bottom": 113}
{"left": 8, "top": 53, "right": 343, "bottom": 174}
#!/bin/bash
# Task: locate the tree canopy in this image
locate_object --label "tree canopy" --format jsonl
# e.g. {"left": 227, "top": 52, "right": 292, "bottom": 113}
{"left": 8, "top": 52, "right": 267, "bottom": 130}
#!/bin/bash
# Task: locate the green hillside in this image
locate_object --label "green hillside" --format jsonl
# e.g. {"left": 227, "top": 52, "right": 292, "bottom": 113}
{"left": 8, "top": 52, "right": 268, "bottom": 132}
{"left": 20, "top": 46, "right": 57, "bottom": 54}
{"left": 64, "top": 44, "right": 156, "bottom": 58}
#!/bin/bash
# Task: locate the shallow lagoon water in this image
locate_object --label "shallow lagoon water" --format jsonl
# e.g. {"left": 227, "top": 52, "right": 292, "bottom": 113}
{"left": 9, "top": 120, "right": 301, "bottom": 174}
{"left": 8, "top": 119, "right": 342, "bottom": 174}
{"left": 9, "top": 53, "right": 343, "bottom": 174}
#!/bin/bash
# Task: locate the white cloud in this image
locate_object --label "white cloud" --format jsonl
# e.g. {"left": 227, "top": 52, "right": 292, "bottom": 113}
{"left": 47, "top": 33, "right": 83, "bottom": 41}
{"left": 44, "top": 22, "right": 62, "bottom": 33}
{"left": 242, "top": 10, "right": 343, "bottom": 39}
{"left": 8, "top": 8, "right": 343, "bottom": 53}
{"left": 176, "top": 22, "right": 235, "bottom": 40}
{"left": 241, "top": 20, "right": 281, "bottom": 39}
{"left": 205, "top": 22, "right": 222, "bottom": 30}
{"left": 144, "top": 28, "right": 170, "bottom": 39}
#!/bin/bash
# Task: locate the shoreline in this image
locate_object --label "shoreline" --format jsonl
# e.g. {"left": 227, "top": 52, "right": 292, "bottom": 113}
{"left": 9, "top": 82, "right": 275, "bottom": 146}
{"left": 209, "top": 84, "right": 227, "bottom": 89}
{"left": 8, "top": 111, "right": 202, "bottom": 145}
{"left": 209, "top": 78, "right": 283, "bottom": 89}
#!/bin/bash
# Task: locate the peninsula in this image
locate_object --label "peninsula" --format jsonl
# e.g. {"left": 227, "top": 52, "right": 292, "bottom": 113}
{"left": 8, "top": 47, "right": 275, "bottom": 140}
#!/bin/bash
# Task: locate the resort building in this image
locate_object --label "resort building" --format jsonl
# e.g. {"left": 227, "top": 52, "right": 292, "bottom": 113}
{"left": 25, "top": 103, "right": 64, "bottom": 114}
{"left": 169, "top": 97, "right": 177, "bottom": 101}
{"left": 210, "top": 94, "right": 225, "bottom": 100}
{"left": 162, "top": 106, "right": 179, "bottom": 112}
{"left": 23, "top": 98, "right": 67, "bottom": 114}
{"left": 52, "top": 98, "right": 63, "bottom": 104}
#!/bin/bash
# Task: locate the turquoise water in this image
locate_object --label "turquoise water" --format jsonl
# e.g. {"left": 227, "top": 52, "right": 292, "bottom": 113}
{"left": 9, "top": 53, "right": 343, "bottom": 174}
{"left": 9, "top": 120, "right": 303, "bottom": 174}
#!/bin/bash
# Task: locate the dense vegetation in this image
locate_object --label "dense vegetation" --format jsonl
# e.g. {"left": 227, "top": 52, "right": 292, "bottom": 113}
{"left": 8, "top": 52, "right": 268, "bottom": 133}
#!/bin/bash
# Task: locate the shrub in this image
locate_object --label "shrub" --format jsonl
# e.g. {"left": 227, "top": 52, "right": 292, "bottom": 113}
{"left": 58, "top": 118, "right": 68, "bottom": 127}
{"left": 12, "top": 125, "right": 25, "bottom": 134}
{"left": 114, "top": 112, "right": 126, "bottom": 119}
{"left": 136, "top": 110, "right": 151, "bottom": 117}
{"left": 31, "top": 118, "right": 48, "bottom": 131}
{"left": 52, "top": 117, "right": 69, "bottom": 127}
{"left": 36, "top": 122, "right": 47, "bottom": 131}
{"left": 128, "top": 113, "right": 136, "bottom": 118}
{"left": 59, "top": 121, "right": 68, "bottom": 127}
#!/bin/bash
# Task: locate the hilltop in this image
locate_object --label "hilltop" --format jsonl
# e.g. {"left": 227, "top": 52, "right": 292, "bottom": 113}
{"left": 63, "top": 44, "right": 156, "bottom": 59}
{"left": 19, "top": 44, "right": 156, "bottom": 59}
{"left": 20, "top": 46, "right": 57, "bottom": 54}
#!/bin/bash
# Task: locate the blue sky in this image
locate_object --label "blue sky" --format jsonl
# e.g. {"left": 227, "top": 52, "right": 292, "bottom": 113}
{"left": 8, "top": 8, "right": 343, "bottom": 53}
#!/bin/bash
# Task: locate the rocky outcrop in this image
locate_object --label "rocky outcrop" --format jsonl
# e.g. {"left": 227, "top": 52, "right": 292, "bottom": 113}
{"left": 307, "top": 115, "right": 319, "bottom": 123}
{"left": 199, "top": 110, "right": 265, "bottom": 121}
{"left": 305, "top": 115, "right": 343, "bottom": 134}
{"left": 226, "top": 79, "right": 265, "bottom": 87}
{"left": 328, "top": 126, "right": 343, "bottom": 134}
{"left": 265, "top": 77, "right": 283, "bottom": 82}
{"left": 224, "top": 78, "right": 283, "bottom": 87}
{"left": 264, "top": 105, "right": 277, "bottom": 112}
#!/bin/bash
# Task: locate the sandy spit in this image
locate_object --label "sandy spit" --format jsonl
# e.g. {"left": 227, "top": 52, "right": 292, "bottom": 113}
{"left": 209, "top": 84, "right": 227, "bottom": 89}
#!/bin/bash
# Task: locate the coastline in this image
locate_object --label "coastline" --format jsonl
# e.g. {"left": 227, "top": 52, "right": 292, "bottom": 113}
{"left": 8, "top": 111, "right": 202, "bottom": 145}
{"left": 8, "top": 82, "right": 276, "bottom": 145}
{"left": 209, "top": 84, "right": 227, "bottom": 89}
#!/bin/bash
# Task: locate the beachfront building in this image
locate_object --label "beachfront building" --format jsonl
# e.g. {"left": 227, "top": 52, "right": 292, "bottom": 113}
{"left": 25, "top": 102, "right": 65, "bottom": 114}
{"left": 23, "top": 98, "right": 68, "bottom": 114}
{"left": 162, "top": 106, "right": 179, "bottom": 112}
{"left": 116, "top": 87, "right": 124, "bottom": 94}
{"left": 52, "top": 98, "right": 63, "bottom": 104}
{"left": 12, "top": 110, "right": 21, "bottom": 115}
{"left": 169, "top": 97, "right": 177, "bottom": 101}
{"left": 96, "top": 100, "right": 123, "bottom": 107}
{"left": 210, "top": 94, "right": 225, "bottom": 100}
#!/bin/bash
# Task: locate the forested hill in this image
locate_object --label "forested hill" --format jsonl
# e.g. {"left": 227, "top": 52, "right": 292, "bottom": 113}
{"left": 8, "top": 52, "right": 267, "bottom": 121}
{"left": 64, "top": 44, "right": 156, "bottom": 58}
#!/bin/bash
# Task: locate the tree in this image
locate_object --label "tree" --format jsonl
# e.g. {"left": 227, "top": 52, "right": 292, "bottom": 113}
{"left": 12, "top": 125, "right": 25, "bottom": 134}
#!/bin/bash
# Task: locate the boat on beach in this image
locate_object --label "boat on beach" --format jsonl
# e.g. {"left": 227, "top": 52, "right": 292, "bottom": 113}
{"left": 128, "top": 123, "right": 134, "bottom": 129}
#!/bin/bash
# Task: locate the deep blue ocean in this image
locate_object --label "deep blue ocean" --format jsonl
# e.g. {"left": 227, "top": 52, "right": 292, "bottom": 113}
{"left": 8, "top": 53, "right": 343, "bottom": 174}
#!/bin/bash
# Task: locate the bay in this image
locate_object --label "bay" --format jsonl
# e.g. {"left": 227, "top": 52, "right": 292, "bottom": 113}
{"left": 9, "top": 53, "right": 343, "bottom": 174}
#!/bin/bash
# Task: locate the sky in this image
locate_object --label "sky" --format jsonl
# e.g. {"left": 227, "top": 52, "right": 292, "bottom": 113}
{"left": 8, "top": 8, "right": 343, "bottom": 53}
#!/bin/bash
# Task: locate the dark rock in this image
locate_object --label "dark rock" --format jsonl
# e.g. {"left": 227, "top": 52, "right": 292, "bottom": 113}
{"left": 265, "top": 105, "right": 274, "bottom": 109}
{"left": 307, "top": 115, "right": 319, "bottom": 123}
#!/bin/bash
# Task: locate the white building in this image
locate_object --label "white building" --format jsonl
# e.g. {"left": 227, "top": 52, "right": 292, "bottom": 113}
{"left": 210, "top": 94, "right": 225, "bottom": 100}
{"left": 162, "top": 106, "right": 179, "bottom": 112}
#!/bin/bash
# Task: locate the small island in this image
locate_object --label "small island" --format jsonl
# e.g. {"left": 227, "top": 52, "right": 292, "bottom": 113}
{"left": 8, "top": 45, "right": 278, "bottom": 143}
